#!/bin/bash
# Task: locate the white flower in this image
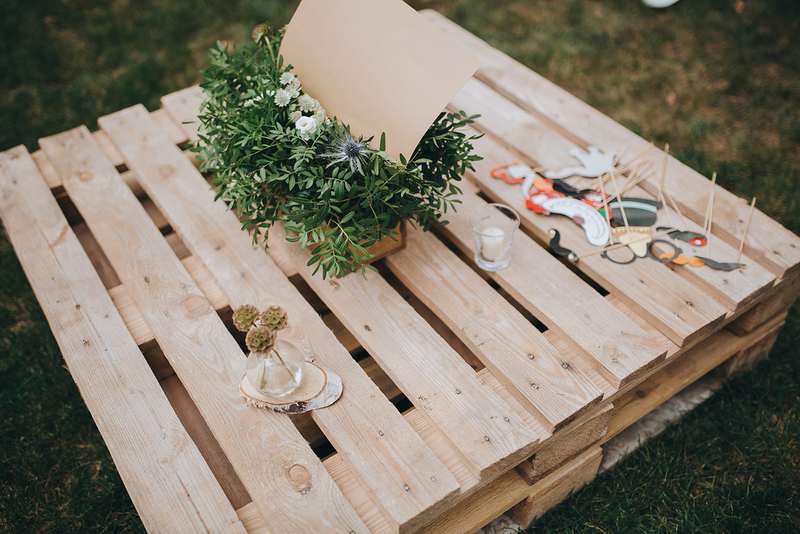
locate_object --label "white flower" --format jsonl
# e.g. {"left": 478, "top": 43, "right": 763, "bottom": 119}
{"left": 274, "top": 89, "right": 291, "bottom": 107}
{"left": 313, "top": 109, "right": 328, "bottom": 124}
{"left": 298, "top": 94, "right": 319, "bottom": 113}
{"left": 288, "top": 110, "right": 302, "bottom": 122}
{"left": 295, "top": 116, "right": 318, "bottom": 140}
{"left": 286, "top": 84, "right": 300, "bottom": 99}
{"left": 244, "top": 95, "right": 263, "bottom": 107}
{"left": 279, "top": 72, "right": 296, "bottom": 86}
{"left": 288, "top": 78, "right": 301, "bottom": 92}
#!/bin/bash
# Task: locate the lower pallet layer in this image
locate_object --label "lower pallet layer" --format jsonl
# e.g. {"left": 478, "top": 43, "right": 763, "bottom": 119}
{"left": 408, "top": 309, "right": 786, "bottom": 533}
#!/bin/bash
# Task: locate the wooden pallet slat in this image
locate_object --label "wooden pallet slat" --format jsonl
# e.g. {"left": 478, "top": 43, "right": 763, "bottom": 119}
{"left": 272, "top": 222, "right": 541, "bottom": 480}
{"left": 385, "top": 224, "right": 604, "bottom": 432}
{"left": 448, "top": 75, "right": 776, "bottom": 315}
{"left": 98, "top": 104, "right": 461, "bottom": 534}
{"left": 450, "top": 78, "right": 730, "bottom": 346}
{"left": 39, "top": 127, "right": 369, "bottom": 534}
{"left": 0, "top": 146, "right": 246, "bottom": 534}
{"left": 439, "top": 179, "right": 669, "bottom": 388}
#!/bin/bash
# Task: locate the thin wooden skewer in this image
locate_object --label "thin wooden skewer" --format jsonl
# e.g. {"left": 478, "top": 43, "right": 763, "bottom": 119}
{"left": 658, "top": 144, "right": 675, "bottom": 229}
{"left": 597, "top": 172, "right": 613, "bottom": 246}
{"left": 622, "top": 143, "right": 653, "bottom": 193}
{"left": 664, "top": 190, "right": 691, "bottom": 229}
{"left": 575, "top": 230, "right": 670, "bottom": 259}
{"left": 704, "top": 172, "right": 717, "bottom": 257}
{"left": 609, "top": 167, "right": 631, "bottom": 234}
{"left": 736, "top": 197, "right": 757, "bottom": 263}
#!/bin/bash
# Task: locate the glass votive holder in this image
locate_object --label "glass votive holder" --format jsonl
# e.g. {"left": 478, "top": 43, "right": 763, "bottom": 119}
{"left": 469, "top": 203, "right": 520, "bottom": 271}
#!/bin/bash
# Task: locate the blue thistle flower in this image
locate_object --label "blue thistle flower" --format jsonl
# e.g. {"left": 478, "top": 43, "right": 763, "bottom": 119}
{"left": 320, "top": 129, "right": 376, "bottom": 175}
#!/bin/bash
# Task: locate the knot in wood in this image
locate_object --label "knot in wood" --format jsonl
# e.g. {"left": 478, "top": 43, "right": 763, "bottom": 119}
{"left": 78, "top": 171, "right": 93, "bottom": 182}
{"left": 287, "top": 464, "right": 312, "bottom": 493}
{"left": 182, "top": 295, "right": 211, "bottom": 318}
{"left": 158, "top": 164, "right": 175, "bottom": 178}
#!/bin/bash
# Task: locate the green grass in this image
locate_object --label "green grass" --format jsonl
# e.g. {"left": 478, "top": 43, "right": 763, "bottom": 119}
{"left": 1, "top": 0, "right": 799, "bottom": 532}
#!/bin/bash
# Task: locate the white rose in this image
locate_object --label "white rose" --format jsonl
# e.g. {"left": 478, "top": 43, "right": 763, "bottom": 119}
{"left": 295, "top": 116, "right": 318, "bottom": 140}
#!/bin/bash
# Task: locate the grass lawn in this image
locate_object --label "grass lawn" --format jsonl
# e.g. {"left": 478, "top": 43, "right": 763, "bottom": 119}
{"left": 1, "top": 0, "right": 798, "bottom": 532}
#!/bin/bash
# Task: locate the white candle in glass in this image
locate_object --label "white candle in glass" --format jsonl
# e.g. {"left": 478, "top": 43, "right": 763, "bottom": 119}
{"left": 481, "top": 226, "right": 505, "bottom": 260}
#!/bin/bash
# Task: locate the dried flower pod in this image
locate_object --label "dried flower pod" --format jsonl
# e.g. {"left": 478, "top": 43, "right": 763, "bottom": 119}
{"left": 232, "top": 304, "right": 260, "bottom": 332}
{"left": 261, "top": 305, "right": 289, "bottom": 331}
{"left": 245, "top": 325, "right": 276, "bottom": 354}
{"left": 251, "top": 23, "right": 270, "bottom": 46}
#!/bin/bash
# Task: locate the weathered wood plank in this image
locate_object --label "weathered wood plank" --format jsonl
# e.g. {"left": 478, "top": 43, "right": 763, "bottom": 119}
{"left": 40, "top": 126, "right": 368, "bottom": 534}
{"left": 423, "top": 9, "right": 800, "bottom": 283}
{"left": 385, "top": 224, "right": 604, "bottom": 432}
{"left": 0, "top": 146, "right": 245, "bottom": 534}
{"left": 449, "top": 79, "right": 729, "bottom": 347}
{"left": 510, "top": 447, "right": 604, "bottom": 530}
{"left": 272, "top": 222, "right": 540, "bottom": 480}
{"left": 99, "top": 104, "right": 460, "bottom": 534}
{"left": 162, "top": 85, "right": 205, "bottom": 142}
{"left": 603, "top": 310, "right": 787, "bottom": 444}
{"left": 514, "top": 404, "right": 611, "bottom": 486}
{"left": 424, "top": 447, "right": 603, "bottom": 534}
{"left": 439, "top": 179, "right": 669, "bottom": 388}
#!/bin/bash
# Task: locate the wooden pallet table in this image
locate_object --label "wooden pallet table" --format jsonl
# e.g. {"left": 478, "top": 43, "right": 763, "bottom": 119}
{"left": 2, "top": 10, "right": 799, "bottom": 534}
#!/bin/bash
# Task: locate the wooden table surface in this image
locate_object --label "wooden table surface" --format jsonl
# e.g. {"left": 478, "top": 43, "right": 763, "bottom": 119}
{"left": 1, "top": 10, "right": 799, "bottom": 534}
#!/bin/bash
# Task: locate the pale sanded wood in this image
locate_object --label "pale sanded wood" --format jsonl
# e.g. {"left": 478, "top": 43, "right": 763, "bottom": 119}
{"left": 438, "top": 179, "right": 668, "bottom": 388}
{"left": 31, "top": 149, "right": 61, "bottom": 189}
{"left": 236, "top": 503, "right": 271, "bottom": 534}
{"left": 72, "top": 222, "right": 122, "bottom": 289}
{"left": 424, "top": 446, "right": 603, "bottom": 534}
{"left": 152, "top": 107, "right": 190, "bottom": 146}
{"left": 448, "top": 81, "right": 729, "bottom": 347}
{"left": 385, "top": 224, "right": 604, "bottom": 432}
{"left": 722, "top": 320, "right": 783, "bottom": 377}
{"left": 107, "top": 254, "right": 231, "bottom": 349}
{"left": 322, "top": 365, "right": 547, "bottom": 534}
{"left": 161, "top": 376, "right": 252, "bottom": 510}
{"left": 99, "top": 105, "right": 460, "bottom": 534}
{"left": 162, "top": 85, "right": 205, "bottom": 142}
{"left": 422, "top": 10, "right": 800, "bottom": 283}
{"left": 510, "top": 447, "right": 604, "bottom": 530}
{"left": 603, "top": 311, "right": 787, "bottom": 444}
{"left": 40, "top": 127, "right": 368, "bottom": 534}
{"left": 0, "top": 146, "right": 246, "bottom": 534}
{"left": 93, "top": 129, "right": 125, "bottom": 167}
{"left": 515, "top": 404, "right": 611, "bottom": 485}
{"left": 272, "top": 222, "right": 541, "bottom": 480}
{"left": 729, "top": 274, "right": 800, "bottom": 335}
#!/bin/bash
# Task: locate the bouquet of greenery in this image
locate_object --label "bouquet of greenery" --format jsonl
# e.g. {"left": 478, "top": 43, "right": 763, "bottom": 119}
{"left": 194, "top": 24, "right": 482, "bottom": 278}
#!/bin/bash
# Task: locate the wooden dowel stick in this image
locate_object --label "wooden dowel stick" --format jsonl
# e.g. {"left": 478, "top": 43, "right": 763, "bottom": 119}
{"left": 597, "top": 172, "right": 613, "bottom": 246}
{"left": 703, "top": 172, "right": 717, "bottom": 257}
{"left": 664, "top": 190, "right": 690, "bottom": 229}
{"left": 609, "top": 168, "right": 631, "bottom": 234}
{"left": 658, "top": 144, "right": 675, "bottom": 229}
{"left": 576, "top": 231, "right": 670, "bottom": 260}
{"left": 736, "top": 197, "right": 757, "bottom": 263}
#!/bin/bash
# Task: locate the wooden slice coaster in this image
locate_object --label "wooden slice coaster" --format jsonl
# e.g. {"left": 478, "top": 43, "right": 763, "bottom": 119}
{"left": 239, "top": 363, "right": 343, "bottom": 413}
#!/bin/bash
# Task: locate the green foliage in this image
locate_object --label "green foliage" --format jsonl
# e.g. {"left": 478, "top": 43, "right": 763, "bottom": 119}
{"left": 193, "top": 28, "right": 481, "bottom": 278}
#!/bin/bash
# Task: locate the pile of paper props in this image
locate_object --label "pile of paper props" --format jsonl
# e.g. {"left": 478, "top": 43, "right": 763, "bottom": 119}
{"left": 491, "top": 144, "right": 757, "bottom": 271}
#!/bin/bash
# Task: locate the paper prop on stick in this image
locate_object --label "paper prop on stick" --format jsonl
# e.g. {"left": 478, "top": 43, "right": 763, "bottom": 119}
{"left": 280, "top": 0, "right": 482, "bottom": 161}
{"left": 544, "top": 146, "right": 616, "bottom": 179}
{"left": 608, "top": 198, "right": 662, "bottom": 227}
{"left": 527, "top": 193, "right": 610, "bottom": 247}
